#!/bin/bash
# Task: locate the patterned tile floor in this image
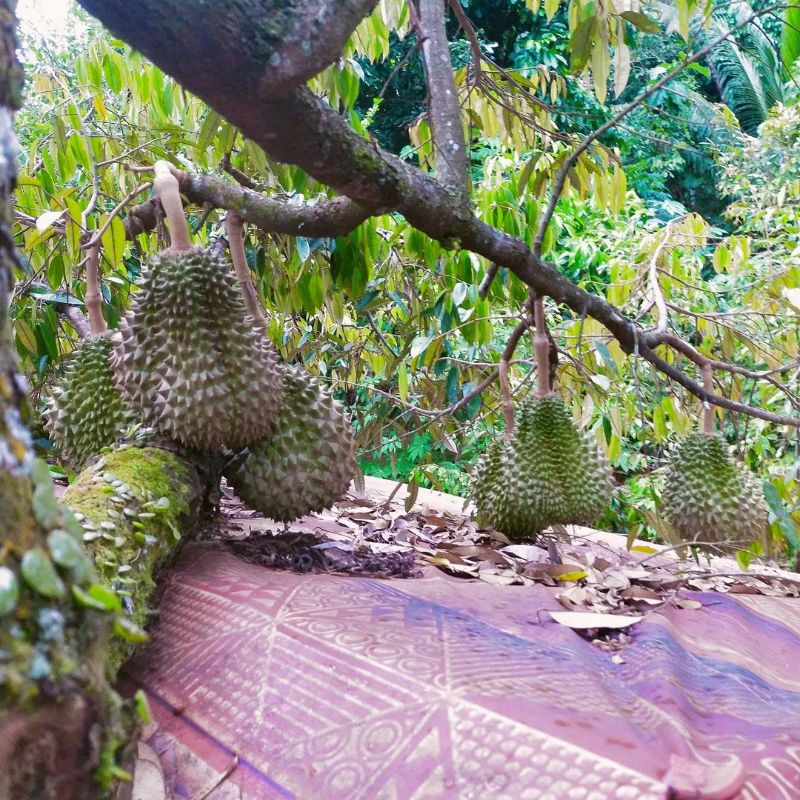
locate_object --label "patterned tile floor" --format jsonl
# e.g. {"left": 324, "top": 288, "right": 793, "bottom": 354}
{"left": 122, "top": 481, "right": 800, "bottom": 799}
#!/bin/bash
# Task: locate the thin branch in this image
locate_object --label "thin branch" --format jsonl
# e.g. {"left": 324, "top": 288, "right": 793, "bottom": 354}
{"left": 499, "top": 302, "right": 535, "bottom": 434}
{"left": 55, "top": 304, "right": 91, "bottom": 339}
{"left": 478, "top": 262, "right": 500, "bottom": 300}
{"left": 447, "top": 0, "right": 482, "bottom": 86}
{"left": 533, "top": 6, "right": 780, "bottom": 258}
{"left": 378, "top": 40, "right": 422, "bottom": 99}
{"left": 85, "top": 182, "right": 152, "bottom": 249}
{"left": 416, "top": 0, "right": 471, "bottom": 203}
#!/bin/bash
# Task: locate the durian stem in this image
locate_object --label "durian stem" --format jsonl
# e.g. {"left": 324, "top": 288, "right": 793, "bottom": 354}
{"left": 226, "top": 212, "right": 269, "bottom": 332}
{"left": 153, "top": 160, "right": 192, "bottom": 252}
{"left": 84, "top": 242, "right": 107, "bottom": 335}
{"left": 533, "top": 297, "right": 550, "bottom": 398}
{"left": 498, "top": 358, "right": 515, "bottom": 436}
{"left": 702, "top": 363, "right": 715, "bottom": 434}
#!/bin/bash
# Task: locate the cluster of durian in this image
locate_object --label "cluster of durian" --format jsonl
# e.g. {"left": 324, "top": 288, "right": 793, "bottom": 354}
{"left": 472, "top": 393, "right": 614, "bottom": 541}
{"left": 112, "top": 247, "right": 284, "bottom": 450}
{"left": 661, "top": 432, "right": 768, "bottom": 550}
{"left": 47, "top": 212, "right": 355, "bottom": 522}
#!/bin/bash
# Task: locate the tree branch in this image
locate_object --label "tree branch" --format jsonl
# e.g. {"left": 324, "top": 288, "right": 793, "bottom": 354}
{"left": 532, "top": 7, "right": 779, "bottom": 259}
{"left": 73, "top": 0, "right": 800, "bottom": 427}
{"left": 416, "top": 0, "right": 470, "bottom": 204}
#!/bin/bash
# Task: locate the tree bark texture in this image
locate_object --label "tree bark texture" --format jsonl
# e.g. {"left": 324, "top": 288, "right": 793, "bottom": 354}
{"left": 0, "top": 8, "right": 208, "bottom": 795}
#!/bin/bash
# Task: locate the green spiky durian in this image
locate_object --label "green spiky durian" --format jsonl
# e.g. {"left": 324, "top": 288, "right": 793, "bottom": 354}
{"left": 113, "top": 246, "right": 284, "bottom": 450}
{"left": 472, "top": 394, "right": 613, "bottom": 540}
{"left": 224, "top": 366, "right": 356, "bottom": 522}
{"left": 45, "top": 334, "right": 131, "bottom": 468}
{"left": 661, "top": 432, "right": 768, "bottom": 548}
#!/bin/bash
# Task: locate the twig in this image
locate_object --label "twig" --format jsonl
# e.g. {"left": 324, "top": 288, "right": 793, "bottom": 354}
{"left": 533, "top": 6, "right": 781, "bottom": 258}
{"left": 190, "top": 754, "right": 239, "bottom": 800}
{"left": 447, "top": 0, "right": 482, "bottom": 86}
{"left": 85, "top": 182, "right": 152, "bottom": 250}
{"left": 378, "top": 40, "right": 422, "bottom": 99}
{"left": 478, "top": 262, "right": 500, "bottom": 299}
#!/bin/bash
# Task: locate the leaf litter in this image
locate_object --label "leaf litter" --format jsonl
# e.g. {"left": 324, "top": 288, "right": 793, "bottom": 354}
{"left": 216, "top": 480, "right": 800, "bottom": 623}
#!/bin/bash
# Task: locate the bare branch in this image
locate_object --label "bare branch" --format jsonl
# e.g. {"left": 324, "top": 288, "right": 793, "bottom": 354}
{"left": 533, "top": 6, "right": 779, "bottom": 258}
{"left": 416, "top": 0, "right": 470, "bottom": 203}
{"left": 56, "top": 304, "right": 91, "bottom": 339}
{"left": 478, "top": 262, "right": 500, "bottom": 300}
{"left": 447, "top": 0, "right": 482, "bottom": 86}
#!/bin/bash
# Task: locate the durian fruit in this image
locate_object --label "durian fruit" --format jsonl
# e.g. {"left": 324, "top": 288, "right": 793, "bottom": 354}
{"left": 472, "top": 394, "right": 613, "bottom": 540}
{"left": 224, "top": 366, "right": 356, "bottom": 521}
{"left": 113, "top": 246, "right": 284, "bottom": 450}
{"left": 661, "top": 432, "right": 768, "bottom": 549}
{"left": 46, "top": 333, "right": 131, "bottom": 468}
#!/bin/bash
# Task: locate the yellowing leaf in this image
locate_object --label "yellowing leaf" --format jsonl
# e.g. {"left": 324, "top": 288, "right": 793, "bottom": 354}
{"left": 101, "top": 214, "right": 127, "bottom": 268}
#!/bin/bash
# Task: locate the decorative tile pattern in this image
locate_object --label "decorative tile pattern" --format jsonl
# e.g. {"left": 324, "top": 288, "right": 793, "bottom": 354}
{"left": 125, "top": 544, "right": 800, "bottom": 799}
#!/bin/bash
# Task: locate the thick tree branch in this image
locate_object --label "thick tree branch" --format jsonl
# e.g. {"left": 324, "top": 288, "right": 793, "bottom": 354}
{"left": 77, "top": 0, "right": 379, "bottom": 99}
{"left": 74, "top": 0, "right": 800, "bottom": 426}
{"left": 416, "top": 0, "right": 470, "bottom": 203}
{"left": 116, "top": 171, "right": 372, "bottom": 242}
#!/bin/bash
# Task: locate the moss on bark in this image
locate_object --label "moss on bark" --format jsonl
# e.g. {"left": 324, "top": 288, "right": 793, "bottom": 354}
{"left": 63, "top": 445, "right": 205, "bottom": 670}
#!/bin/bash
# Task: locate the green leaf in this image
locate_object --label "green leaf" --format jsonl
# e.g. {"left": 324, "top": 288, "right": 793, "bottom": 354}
{"left": 48, "top": 528, "right": 89, "bottom": 570}
{"left": 103, "top": 52, "right": 122, "bottom": 92}
{"left": 72, "top": 584, "right": 113, "bottom": 611}
{"left": 763, "top": 481, "right": 800, "bottom": 548}
{"left": 21, "top": 548, "right": 65, "bottom": 599}
{"left": 410, "top": 334, "right": 433, "bottom": 359}
{"left": 134, "top": 690, "right": 152, "bottom": 724}
{"left": 197, "top": 110, "right": 220, "bottom": 151}
{"left": 87, "top": 583, "right": 122, "bottom": 612}
{"left": 101, "top": 214, "right": 126, "bottom": 267}
{"left": 620, "top": 11, "right": 661, "bottom": 34}
{"left": 569, "top": 16, "right": 597, "bottom": 72}
{"left": 0, "top": 567, "right": 20, "bottom": 616}
{"left": 398, "top": 361, "right": 408, "bottom": 402}
{"left": 114, "top": 615, "right": 149, "bottom": 643}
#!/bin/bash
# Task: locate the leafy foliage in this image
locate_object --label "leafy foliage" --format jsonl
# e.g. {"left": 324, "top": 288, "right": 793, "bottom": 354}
{"left": 10, "top": 0, "right": 800, "bottom": 566}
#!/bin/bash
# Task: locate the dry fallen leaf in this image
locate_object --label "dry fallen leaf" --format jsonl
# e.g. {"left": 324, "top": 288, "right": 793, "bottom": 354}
{"left": 132, "top": 742, "right": 167, "bottom": 800}
{"left": 549, "top": 611, "right": 643, "bottom": 630}
{"left": 672, "top": 597, "right": 703, "bottom": 610}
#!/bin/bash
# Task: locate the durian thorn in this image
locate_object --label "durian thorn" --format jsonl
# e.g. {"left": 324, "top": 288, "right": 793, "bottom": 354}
{"left": 533, "top": 297, "right": 550, "bottom": 397}
{"left": 702, "top": 363, "right": 715, "bottom": 434}
{"left": 226, "top": 212, "right": 269, "bottom": 333}
{"left": 153, "top": 160, "right": 192, "bottom": 252}
{"left": 84, "top": 241, "right": 107, "bottom": 335}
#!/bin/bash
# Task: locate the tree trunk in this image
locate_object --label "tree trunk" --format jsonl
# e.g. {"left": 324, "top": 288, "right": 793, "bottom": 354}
{"left": 0, "top": 9, "right": 209, "bottom": 797}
